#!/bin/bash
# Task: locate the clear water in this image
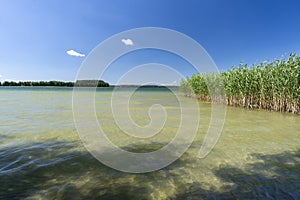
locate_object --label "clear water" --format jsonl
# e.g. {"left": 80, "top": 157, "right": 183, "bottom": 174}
{"left": 0, "top": 87, "right": 299, "bottom": 199}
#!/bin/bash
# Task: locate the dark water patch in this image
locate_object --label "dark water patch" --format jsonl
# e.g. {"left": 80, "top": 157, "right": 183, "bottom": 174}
{"left": 0, "top": 134, "right": 13, "bottom": 143}
{"left": 121, "top": 142, "right": 166, "bottom": 153}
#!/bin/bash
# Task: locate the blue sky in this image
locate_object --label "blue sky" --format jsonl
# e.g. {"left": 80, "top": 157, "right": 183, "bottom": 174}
{"left": 1, "top": 0, "right": 300, "bottom": 84}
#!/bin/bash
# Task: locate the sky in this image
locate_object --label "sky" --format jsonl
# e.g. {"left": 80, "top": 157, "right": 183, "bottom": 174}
{"left": 1, "top": 0, "right": 300, "bottom": 85}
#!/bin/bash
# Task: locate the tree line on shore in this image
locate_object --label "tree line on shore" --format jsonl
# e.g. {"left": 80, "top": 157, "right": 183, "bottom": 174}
{"left": 180, "top": 53, "right": 300, "bottom": 114}
{"left": 0, "top": 80, "right": 109, "bottom": 87}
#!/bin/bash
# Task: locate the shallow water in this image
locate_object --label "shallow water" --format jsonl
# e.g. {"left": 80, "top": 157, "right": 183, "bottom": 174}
{"left": 0, "top": 87, "right": 299, "bottom": 199}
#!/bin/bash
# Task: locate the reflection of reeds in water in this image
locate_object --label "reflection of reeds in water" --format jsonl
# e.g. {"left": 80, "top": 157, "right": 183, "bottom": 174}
{"left": 180, "top": 53, "right": 300, "bottom": 114}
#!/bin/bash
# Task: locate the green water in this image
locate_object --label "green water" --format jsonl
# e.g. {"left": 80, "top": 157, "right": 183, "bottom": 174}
{"left": 0, "top": 87, "right": 299, "bottom": 199}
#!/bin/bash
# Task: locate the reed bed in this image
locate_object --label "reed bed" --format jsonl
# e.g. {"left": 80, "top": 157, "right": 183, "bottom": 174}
{"left": 180, "top": 54, "right": 300, "bottom": 114}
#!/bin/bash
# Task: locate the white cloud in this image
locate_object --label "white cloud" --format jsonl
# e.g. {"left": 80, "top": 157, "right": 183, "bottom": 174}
{"left": 66, "top": 50, "right": 85, "bottom": 57}
{"left": 121, "top": 38, "right": 133, "bottom": 46}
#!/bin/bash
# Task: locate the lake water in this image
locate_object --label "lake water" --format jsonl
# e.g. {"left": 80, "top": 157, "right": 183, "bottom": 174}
{"left": 0, "top": 87, "right": 299, "bottom": 199}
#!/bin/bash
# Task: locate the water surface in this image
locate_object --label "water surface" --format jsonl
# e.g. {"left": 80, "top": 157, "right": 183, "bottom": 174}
{"left": 0, "top": 87, "right": 299, "bottom": 199}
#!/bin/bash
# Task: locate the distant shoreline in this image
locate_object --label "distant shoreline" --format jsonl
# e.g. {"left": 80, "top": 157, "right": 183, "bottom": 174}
{"left": 0, "top": 84, "right": 179, "bottom": 89}
{"left": 0, "top": 80, "right": 109, "bottom": 87}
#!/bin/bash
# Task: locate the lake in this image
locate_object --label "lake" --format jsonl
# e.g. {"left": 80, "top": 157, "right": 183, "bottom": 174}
{"left": 0, "top": 87, "right": 299, "bottom": 199}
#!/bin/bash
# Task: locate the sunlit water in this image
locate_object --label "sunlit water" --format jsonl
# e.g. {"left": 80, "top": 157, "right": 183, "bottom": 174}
{"left": 0, "top": 87, "right": 299, "bottom": 199}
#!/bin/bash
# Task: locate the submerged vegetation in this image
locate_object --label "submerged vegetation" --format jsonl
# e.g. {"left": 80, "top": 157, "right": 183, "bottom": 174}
{"left": 180, "top": 53, "right": 300, "bottom": 114}
{"left": 0, "top": 80, "right": 109, "bottom": 87}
